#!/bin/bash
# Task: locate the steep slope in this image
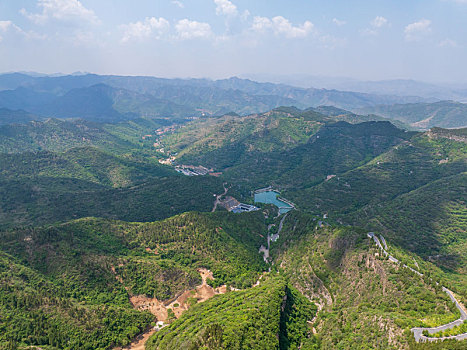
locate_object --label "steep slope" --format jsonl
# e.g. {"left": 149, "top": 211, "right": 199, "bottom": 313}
{"left": 357, "top": 101, "right": 467, "bottom": 129}
{"left": 147, "top": 276, "right": 318, "bottom": 350}
{"left": 271, "top": 213, "right": 463, "bottom": 350}
{"left": 280, "top": 120, "right": 411, "bottom": 189}
{"left": 0, "top": 108, "right": 43, "bottom": 125}
{"left": 355, "top": 173, "right": 467, "bottom": 292}
{"left": 0, "top": 250, "right": 153, "bottom": 350}
{"left": 165, "top": 111, "right": 412, "bottom": 190}
{"left": 0, "top": 118, "right": 136, "bottom": 154}
{"left": 0, "top": 147, "right": 174, "bottom": 187}
{"left": 0, "top": 211, "right": 268, "bottom": 349}
{"left": 292, "top": 129, "right": 467, "bottom": 215}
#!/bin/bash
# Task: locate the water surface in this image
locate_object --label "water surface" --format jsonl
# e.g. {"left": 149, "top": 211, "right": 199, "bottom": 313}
{"left": 254, "top": 190, "right": 293, "bottom": 214}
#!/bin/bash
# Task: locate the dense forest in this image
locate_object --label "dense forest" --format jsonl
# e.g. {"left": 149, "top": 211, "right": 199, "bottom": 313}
{"left": 0, "top": 211, "right": 269, "bottom": 349}
{"left": 147, "top": 276, "right": 319, "bottom": 350}
{"left": 0, "top": 102, "right": 465, "bottom": 349}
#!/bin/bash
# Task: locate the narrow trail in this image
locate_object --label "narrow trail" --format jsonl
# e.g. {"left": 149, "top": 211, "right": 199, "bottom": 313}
{"left": 367, "top": 232, "right": 467, "bottom": 343}
{"left": 259, "top": 213, "right": 288, "bottom": 263}
{"left": 120, "top": 329, "right": 157, "bottom": 350}
{"left": 116, "top": 269, "right": 228, "bottom": 350}
{"left": 212, "top": 183, "right": 229, "bottom": 212}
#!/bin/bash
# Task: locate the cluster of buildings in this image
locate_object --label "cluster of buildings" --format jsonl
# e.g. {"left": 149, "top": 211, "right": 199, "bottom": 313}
{"left": 220, "top": 196, "right": 259, "bottom": 213}
{"left": 174, "top": 165, "right": 211, "bottom": 176}
{"left": 155, "top": 126, "right": 177, "bottom": 136}
{"left": 231, "top": 203, "right": 259, "bottom": 213}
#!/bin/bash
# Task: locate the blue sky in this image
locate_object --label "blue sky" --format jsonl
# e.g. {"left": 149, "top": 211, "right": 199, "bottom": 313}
{"left": 0, "top": 0, "right": 466, "bottom": 83}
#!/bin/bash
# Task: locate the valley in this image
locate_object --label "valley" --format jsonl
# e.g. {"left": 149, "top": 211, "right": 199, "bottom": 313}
{"left": 0, "top": 72, "right": 465, "bottom": 350}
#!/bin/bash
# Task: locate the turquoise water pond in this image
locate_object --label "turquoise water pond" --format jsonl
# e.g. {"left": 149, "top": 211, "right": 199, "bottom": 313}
{"left": 254, "top": 190, "right": 293, "bottom": 214}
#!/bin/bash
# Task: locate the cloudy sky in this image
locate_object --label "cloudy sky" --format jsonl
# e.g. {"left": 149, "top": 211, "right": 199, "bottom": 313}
{"left": 1, "top": 0, "right": 466, "bottom": 83}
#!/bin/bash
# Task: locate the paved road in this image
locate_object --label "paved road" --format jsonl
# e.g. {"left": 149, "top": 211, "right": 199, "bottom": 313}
{"left": 367, "top": 232, "right": 467, "bottom": 342}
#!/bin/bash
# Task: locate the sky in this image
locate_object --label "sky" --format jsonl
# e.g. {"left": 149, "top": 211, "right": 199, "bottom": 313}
{"left": 1, "top": 0, "right": 467, "bottom": 83}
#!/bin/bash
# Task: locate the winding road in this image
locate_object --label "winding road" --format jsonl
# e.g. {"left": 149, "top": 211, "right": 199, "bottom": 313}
{"left": 212, "top": 183, "right": 229, "bottom": 212}
{"left": 367, "top": 232, "right": 467, "bottom": 343}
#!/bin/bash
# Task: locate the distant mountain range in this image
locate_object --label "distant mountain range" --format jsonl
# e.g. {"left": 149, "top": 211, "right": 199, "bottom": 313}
{"left": 0, "top": 73, "right": 429, "bottom": 123}
{"left": 356, "top": 100, "right": 467, "bottom": 129}
{"left": 0, "top": 72, "right": 465, "bottom": 128}
{"left": 244, "top": 73, "right": 467, "bottom": 102}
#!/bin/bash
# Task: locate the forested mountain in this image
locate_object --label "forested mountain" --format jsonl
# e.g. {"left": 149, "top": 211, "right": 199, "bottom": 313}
{"left": 0, "top": 211, "right": 267, "bottom": 348}
{"left": 0, "top": 84, "right": 197, "bottom": 122}
{"left": 162, "top": 108, "right": 415, "bottom": 189}
{"left": 0, "top": 73, "right": 431, "bottom": 122}
{"left": 147, "top": 276, "right": 318, "bottom": 350}
{"left": 0, "top": 108, "right": 42, "bottom": 125}
{"left": 0, "top": 101, "right": 465, "bottom": 349}
{"left": 356, "top": 100, "right": 467, "bottom": 129}
{"left": 161, "top": 112, "right": 467, "bottom": 296}
{"left": 270, "top": 213, "right": 465, "bottom": 349}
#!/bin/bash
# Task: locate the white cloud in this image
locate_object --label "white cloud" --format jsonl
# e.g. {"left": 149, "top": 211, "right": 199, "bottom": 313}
{"left": 332, "top": 18, "right": 346, "bottom": 26}
{"left": 360, "top": 28, "right": 378, "bottom": 37}
{"left": 0, "top": 21, "right": 15, "bottom": 32}
{"left": 252, "top": 16, "right": 314, "bottom": 38}
{"left": 176, "top": 19, "right": 212, "bottom": 39}
{"left": 241, "top": 10, "right": 250, "bottom": 21}
{"left": 20, "top": 0, "right": 99, "bottom": 25}
{"left": 172, "top": 0, "right": 184, "bottom": 8}
{"left": 214, "top": 0, "right": 238, "bottom": 16}
{"left": 439, "top": 38, "right": 459, "bottom": 47}
{"left": 404, "top": 19, "right": 431, "bottom": 41}
{"left": 361, "top": 16, "right": 389, "bottom": 37}
{"left": 0, "top": 20, "right": 44, "bottom": 41}
{"left": 0, "top": 20, "right": 13, "bottom": 41}
{"left": 121, "top": 17, "right": 170, "bottom": 43}
{"left": 252, "top": 16, "right": 272, "bottom": 32}
{"left": 371, "top": 16, "right": 388, "bottom": 28}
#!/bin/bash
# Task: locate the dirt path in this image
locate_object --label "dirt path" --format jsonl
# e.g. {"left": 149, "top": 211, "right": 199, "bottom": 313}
{"left": 212, "top": 183, "right": 229, "bottom": 212}
{"left": 119, "top": 268, "right": 228, "bottom": 350}
{"left": 119, "top": 329, "right": 157, "bottom": 350}
{"left": 259, "top": 213, "right": 288, "bottom": 263}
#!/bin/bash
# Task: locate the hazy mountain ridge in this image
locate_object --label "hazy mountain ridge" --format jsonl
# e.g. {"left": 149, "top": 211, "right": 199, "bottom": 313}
{"left": 0, "top": 73, "right": 432, "bottom": 123}
{"left": 244, "top": 74, "right": 467, "bottom": 101}
{"left": 356, "top": 100, "right": 467, "bottom": 129}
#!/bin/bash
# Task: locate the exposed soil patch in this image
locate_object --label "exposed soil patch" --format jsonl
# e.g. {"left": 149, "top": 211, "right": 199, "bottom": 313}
{"left": 117, "top": 268, "right": 228, "bottom": 350}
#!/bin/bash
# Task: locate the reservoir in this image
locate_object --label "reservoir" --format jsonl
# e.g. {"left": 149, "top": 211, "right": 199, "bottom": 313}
{"left": 254, "top": 190, "right": 293, "bottom": 214}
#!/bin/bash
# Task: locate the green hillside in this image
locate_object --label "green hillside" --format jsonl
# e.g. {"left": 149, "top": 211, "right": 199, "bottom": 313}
{"left": 147, "top": 276, "right": 318, "bottom": 350}
{"left": 292, "top": 131, "right": 467, "bottom": 215}
{"left": 0, "top": 147, "right": 173, "bottom": 187}
{"left": 0, "top": 108, "right": 42, "bottom": 125}
{"left": 270, "top": 212, "right": 462, "bottom": 349}
{"left": 0, "top": 118, "right": 136, "bottom": 154}
{"left": 0, "top": 250, "right": 153, "bottom": 350}
{"left": 0, "top": 211, "right": 268, "bottom": 349}
{"left": 0, "top": 102, "right": 465, "bottom": 349}
{"left": 162, "top": 108, "right": 412, "bottom": 190}
{"left": 356, "top": 173, "right": 467, "bottom": 293}
{"left": 0, "top": 174, "right": 223, "bottom": 228}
